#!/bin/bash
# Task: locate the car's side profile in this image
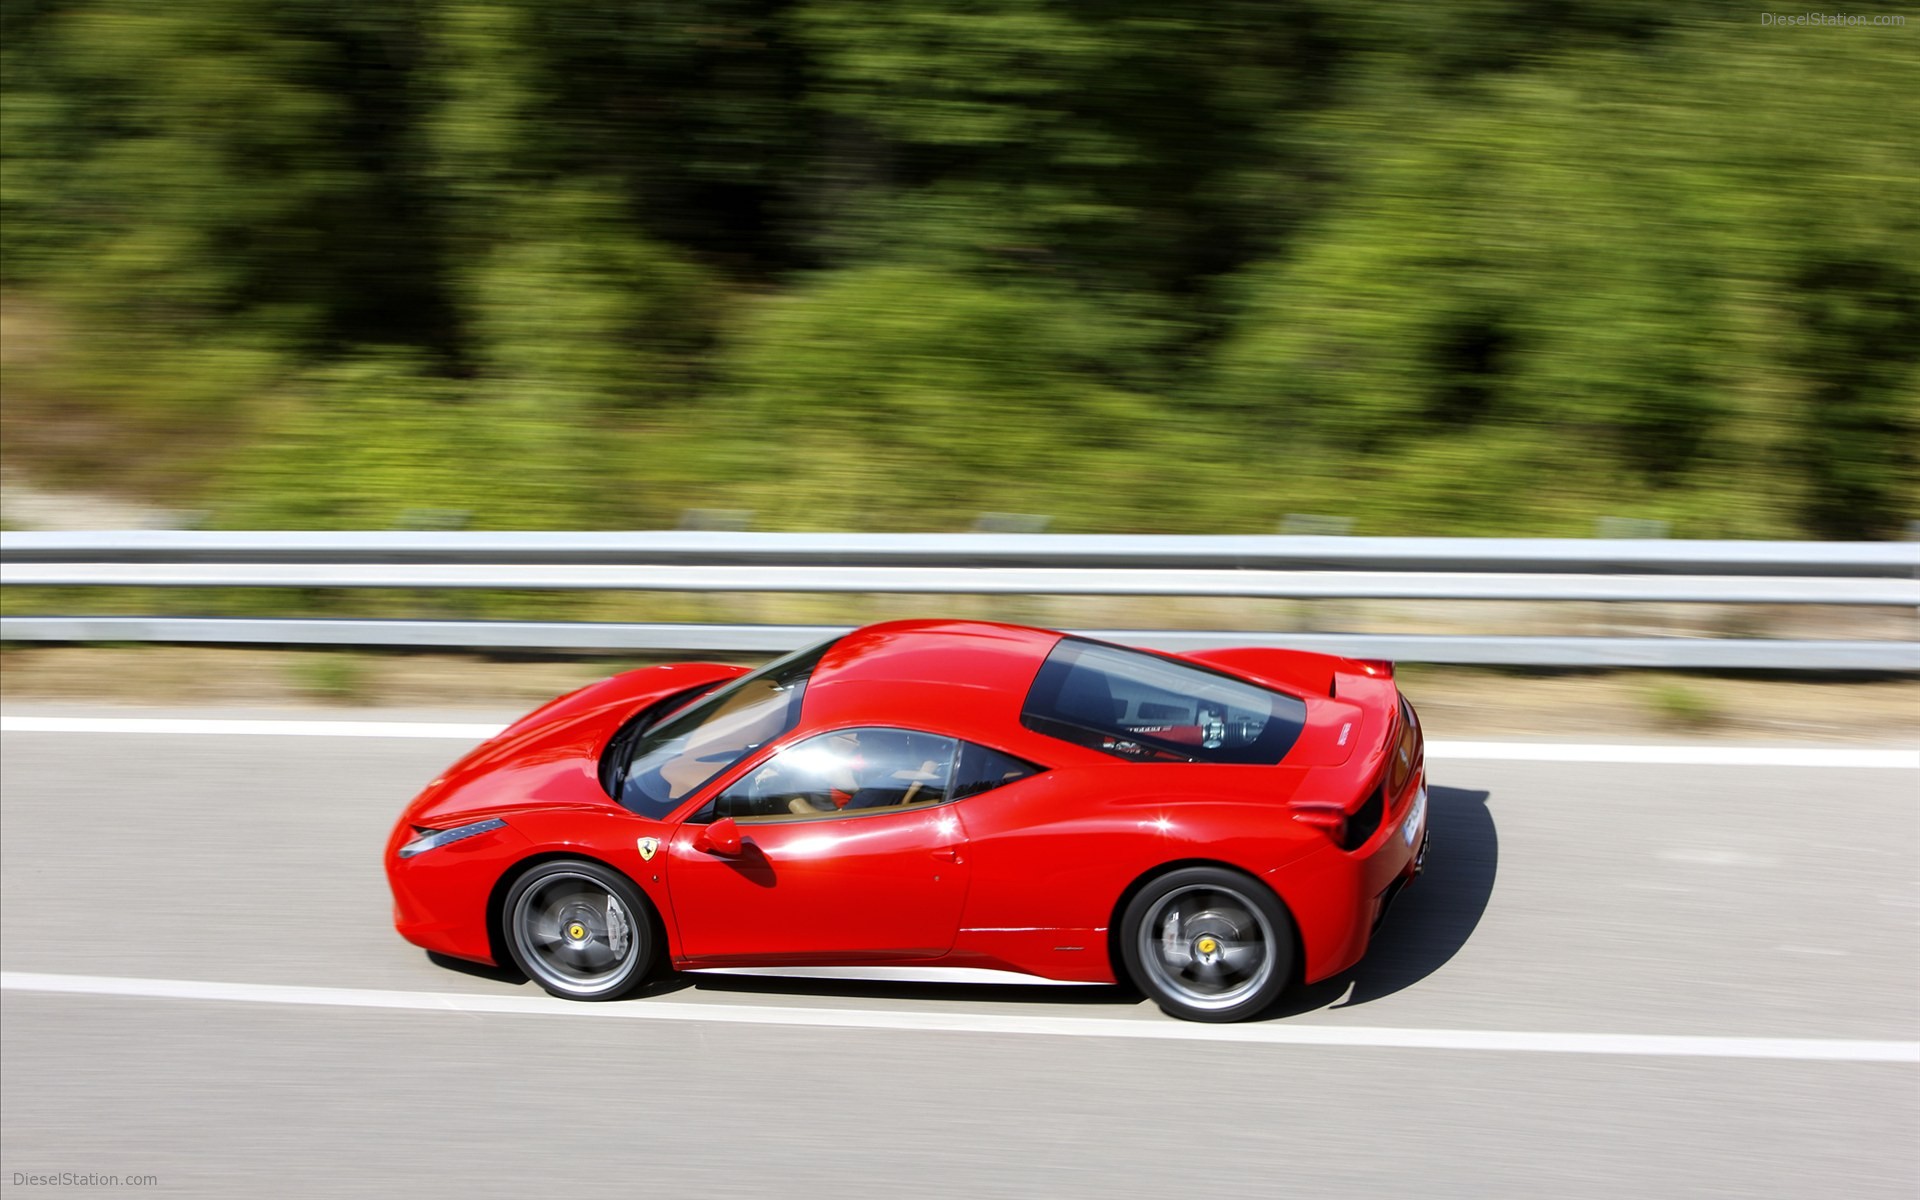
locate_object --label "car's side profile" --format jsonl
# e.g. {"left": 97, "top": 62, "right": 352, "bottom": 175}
{"left": 387, "top": 620, "right": 1428, "bottom": 1022}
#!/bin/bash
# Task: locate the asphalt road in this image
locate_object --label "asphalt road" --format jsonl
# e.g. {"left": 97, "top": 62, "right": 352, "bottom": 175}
{"left": 1, "top": 708, "right": 1914, "bottom": 1198}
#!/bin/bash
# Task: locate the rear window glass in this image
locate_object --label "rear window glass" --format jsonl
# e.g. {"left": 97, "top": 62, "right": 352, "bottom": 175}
{"left": 1021, "top": 639, "right": 1307, "bottom": 764}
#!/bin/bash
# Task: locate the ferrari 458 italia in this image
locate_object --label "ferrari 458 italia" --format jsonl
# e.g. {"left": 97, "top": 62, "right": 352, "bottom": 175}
{"left": 387, "top": 620, "right": 1429, "bottom": 1022}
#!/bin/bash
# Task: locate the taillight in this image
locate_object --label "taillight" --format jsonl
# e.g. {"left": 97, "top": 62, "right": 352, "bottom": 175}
{"left": 1389, "top": 697, "right": 1419, "bottom": 795}
{"left": 1343, "top": 784, "right": 1386, "bottom": 850}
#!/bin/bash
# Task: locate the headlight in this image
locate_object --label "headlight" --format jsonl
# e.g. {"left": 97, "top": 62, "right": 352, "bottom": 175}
{"left": 1402, "top": 786, "right": 1427, "bottom": 847}
{"left": 398, "top": 817, "right": 508, "bottom": 858}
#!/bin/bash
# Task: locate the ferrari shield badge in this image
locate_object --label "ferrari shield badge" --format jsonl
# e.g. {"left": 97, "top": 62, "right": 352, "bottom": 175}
{"left": 637, "top": 836, "right": 659, "bottom": 862}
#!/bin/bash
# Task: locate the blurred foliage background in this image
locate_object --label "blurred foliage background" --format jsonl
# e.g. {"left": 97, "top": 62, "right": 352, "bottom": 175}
{"left": 2, "top": 0, "right": 1915, "bottom": 537}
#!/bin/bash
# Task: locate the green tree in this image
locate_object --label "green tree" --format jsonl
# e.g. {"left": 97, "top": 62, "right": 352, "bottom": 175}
{"left": 2, "top": 1, "right": 1913, "bottom": 537}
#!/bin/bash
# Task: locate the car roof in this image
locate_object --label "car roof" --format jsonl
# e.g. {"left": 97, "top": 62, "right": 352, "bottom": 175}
{"left": 810, "top": 619, "right": 1061, "bottom": 690}
{"left": 799, "top": 620, "right": 1064, "bottom": 738}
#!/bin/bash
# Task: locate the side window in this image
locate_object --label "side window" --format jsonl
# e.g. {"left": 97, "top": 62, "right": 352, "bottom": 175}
{"left": 951, "top": 742, "right": 1041, "bottom": 801}
{"left": 715, "top": 728, "right": 957, "bottom": 823}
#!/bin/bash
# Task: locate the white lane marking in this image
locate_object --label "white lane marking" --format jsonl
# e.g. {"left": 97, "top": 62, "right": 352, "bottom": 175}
{"left": 2, "top": 971, "right": 1914, "bottom": 1063}
{"left": 5, "top": 714, "right": 1915, "bottom": 769}
{"left": 1425, "top": 742, "right": 1919, "bottom": 769}
{"left": 1657, "top": 849, "right": 1779, "bottom": 867}
{"left": 0, "top": 715, "right": 503, "bottom": 740}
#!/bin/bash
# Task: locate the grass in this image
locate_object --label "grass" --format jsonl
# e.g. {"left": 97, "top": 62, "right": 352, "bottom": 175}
{"left": 1643, "top": 679, "right": 1720, "bottom": 730}
{"left": 291, "top": 652, "right": 371, "bottom": 703}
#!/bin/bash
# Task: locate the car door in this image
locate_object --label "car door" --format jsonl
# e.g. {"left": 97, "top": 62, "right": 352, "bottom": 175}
{"left": 665, "top": 727, "right": 971, "bottom": 964}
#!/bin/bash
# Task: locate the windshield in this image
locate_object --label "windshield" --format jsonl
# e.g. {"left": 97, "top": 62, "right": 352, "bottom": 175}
{"left": 615, "top": 638, "right": 837, "bottom": 818}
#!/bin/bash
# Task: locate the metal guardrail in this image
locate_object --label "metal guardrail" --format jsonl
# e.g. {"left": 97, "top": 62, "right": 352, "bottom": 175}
{"left": 1, "top": 616, "right": 1912, "bottom": 670}
{"left": 2, "top": 532, "right": 1915, "bottom": 669}
{"left": 5, "top": 562, "right": 1912, "bottom": 604}
{"left": 5, "top": 530, "right": 1917, "bottom": 574}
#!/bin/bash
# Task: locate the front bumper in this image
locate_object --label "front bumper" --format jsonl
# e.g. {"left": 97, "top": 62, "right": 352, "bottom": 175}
{"left": 386, "top": 818, "right": 529, "bottom": 964}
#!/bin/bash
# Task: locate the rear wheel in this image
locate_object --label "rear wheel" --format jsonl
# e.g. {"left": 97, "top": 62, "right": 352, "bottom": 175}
{"left": 1120, "top": 867, "right": 1293, "bottom": 1023}
{"left": 503, "top": 859, "right": 655, "bottom": 1001}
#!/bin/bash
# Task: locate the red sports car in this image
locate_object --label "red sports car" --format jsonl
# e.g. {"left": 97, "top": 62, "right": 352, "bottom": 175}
{"left": 386, "top": 620, "right": 1429, "bottom": 1022}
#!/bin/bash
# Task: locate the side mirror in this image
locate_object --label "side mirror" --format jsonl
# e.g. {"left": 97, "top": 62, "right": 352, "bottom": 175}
{"left": 694, "top": 816, "right": 743, "bottom": 857}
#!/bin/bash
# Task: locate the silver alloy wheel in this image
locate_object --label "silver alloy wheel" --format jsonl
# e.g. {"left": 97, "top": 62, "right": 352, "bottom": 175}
{"left": 510, "top": 870, "right": 641, "bottom": 997}
{"left": 1135, "top": 883, "right": 1277, "bottom": 1013}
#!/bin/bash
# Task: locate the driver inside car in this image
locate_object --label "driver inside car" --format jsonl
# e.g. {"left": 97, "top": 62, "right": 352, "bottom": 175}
{"left": 759, "top": 731, "right": 944, "bottom": 815}
{"left": 787, "top": 731, "right": 864, "bottom": 814}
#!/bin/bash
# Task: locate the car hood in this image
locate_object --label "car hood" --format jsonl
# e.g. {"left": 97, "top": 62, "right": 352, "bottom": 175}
{"left": 400, "top": 662, "right": 748, "bottom": 828}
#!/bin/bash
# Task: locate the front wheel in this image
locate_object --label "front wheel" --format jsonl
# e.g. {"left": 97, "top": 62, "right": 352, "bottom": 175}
{"left": 1119, "top": 867, "right": 1293, "bottom": 1023}
{"left": 502, "top": 859, "right": 656, "bottom": 1001}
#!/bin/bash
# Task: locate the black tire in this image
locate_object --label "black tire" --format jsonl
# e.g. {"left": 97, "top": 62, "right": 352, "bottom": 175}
{"left": 1119, "top": 866, "right": 1294, "bottom": 1023}
{"left": 501, "top": 859, "right": 657, "bottom": 1001}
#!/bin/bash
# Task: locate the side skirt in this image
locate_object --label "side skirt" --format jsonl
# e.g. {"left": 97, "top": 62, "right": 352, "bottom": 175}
{"left": 682, "top": 965, "right": 1099, "bottom": 987}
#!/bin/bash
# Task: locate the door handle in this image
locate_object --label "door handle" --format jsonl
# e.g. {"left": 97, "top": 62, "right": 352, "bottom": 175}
{"left": 931, "top": 847, "right": 963, "bottom": 864}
